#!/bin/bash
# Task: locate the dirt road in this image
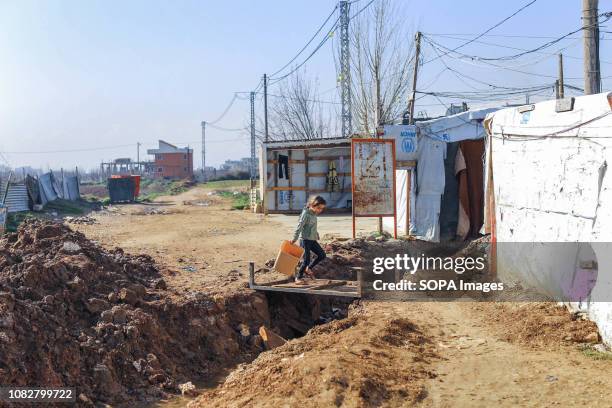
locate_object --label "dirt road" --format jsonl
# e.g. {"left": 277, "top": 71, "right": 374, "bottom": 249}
{"left": 73, "top": 185, "right": 376, "bottom": 295}
{"left": 71, "top": 185, "right": 611, "bottom": 407}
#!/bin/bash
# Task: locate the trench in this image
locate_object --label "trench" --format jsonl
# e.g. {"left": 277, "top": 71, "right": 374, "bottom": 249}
{"left": 151, "top": 291, "right": 354, "bottom": 407}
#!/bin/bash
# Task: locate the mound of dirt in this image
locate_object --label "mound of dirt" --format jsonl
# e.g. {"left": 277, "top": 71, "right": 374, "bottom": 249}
{"left": 0, "top": 220, "right": 271, "bottom": 406}
{"left": 189, "top": 303, "right": 438, "bottom": 408}
{"left": 478, "top": 302, "right": 600, "bottom": 349}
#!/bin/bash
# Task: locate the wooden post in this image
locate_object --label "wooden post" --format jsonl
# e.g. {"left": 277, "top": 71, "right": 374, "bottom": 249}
{"left": 273, "top": 151, "right": 278, "bottom": 211}
{"left": 249, "top": 262, "right": 255, "bottom": 287}
{"left": 304, "top": 150, "right": 309, "bottom": 203}
{"left": 288, "top": 150, "right": 292, "bottom": 210}
{"left": 558, "top": 53, "right": 565, "bottom": 98}
{"left": 408, "top": 31, "right": 421, "bottom": 125}
{"left": 406, "top": 169, "right": 412, "bottom": 236}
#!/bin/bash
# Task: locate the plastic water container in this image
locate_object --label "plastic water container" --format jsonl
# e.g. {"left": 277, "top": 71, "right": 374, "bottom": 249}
{"left": 273, "top": 240, "right": 305, "bottom": 276}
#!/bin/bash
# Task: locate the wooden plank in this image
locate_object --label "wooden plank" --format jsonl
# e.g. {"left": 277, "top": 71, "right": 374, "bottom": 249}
{"left": 267, "top": 159, "right": 306, "bottom": 164}
{"left": 258, "top": 278, "right": 293, "bottom": 286}
{"left": 259, "top": 326, "right": 286, "bottom": 349}
{"left": 307, "top": 155, "right": 345, "bottom": 161}
{"left": 288, "top": 150, "right": 292, "bottom": 211}
{"left": 273, "top": 151, "right": 278, "bottom": 211}
{"left": 307, "top": 172, "right": 350, "bottom": 177}
{"left": 406, "top": 169, "right": 412, "bottom": 236}
{"left": 269, "top": 186, "right": 306, "bottom": 191}
{"left": 396, "top": 160, "right": 417, "bottom": 168}
{"left": 310, "top": 280, "right": 348, "bottom": 291}
{"left": 304, "top": 150, "right": 309, "bottom": 200}
{"left": 250, "top": 284, "right": 359, "bottom": 298}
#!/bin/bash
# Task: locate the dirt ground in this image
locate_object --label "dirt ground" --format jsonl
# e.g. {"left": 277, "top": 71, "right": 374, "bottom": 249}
{"left": 68, "top": 184, "right": 612, "bottom": 407}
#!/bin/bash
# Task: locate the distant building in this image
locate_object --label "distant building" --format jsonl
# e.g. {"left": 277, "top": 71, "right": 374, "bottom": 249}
{"left": 147, "top": 140, "right": 193, "bottom": 179}
{"left": 219, "top": 157, "right": 257, "bottom": 175}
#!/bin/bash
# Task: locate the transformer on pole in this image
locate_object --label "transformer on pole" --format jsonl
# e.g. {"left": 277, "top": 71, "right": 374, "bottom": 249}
{"left": 339, "top": 0, "right": 352, "bottom": 138}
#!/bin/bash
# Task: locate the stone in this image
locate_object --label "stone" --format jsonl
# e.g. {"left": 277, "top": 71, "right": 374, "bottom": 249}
{"left": 119, "top": 288, "right": 139, "bottom": 305}
{"left": 179, "top": 381, "right": 198, "bottom": 397}
{"left": 86, "top": 298, "right": 111, "bottom": 314}
{"left": 585, "top": 332, "right": 600, "bottom": 344}
{"left": 62, "top": 241, "right": 82, "bottom": 254}
{"left": 111, "top": 306, "right": 128, "bottom": 324}
{"left": 238, "top": 323, "right": 250, "bottom": 337}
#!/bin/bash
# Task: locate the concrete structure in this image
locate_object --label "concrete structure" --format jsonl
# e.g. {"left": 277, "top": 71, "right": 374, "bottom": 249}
{"left": 485, "top": 92, "right": 612, "bottom": 346}
{"left": 147, "top": 140, "right": 194, "bottom": 179}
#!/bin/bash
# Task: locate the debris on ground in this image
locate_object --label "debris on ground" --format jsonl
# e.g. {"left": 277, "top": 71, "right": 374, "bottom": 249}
{"left": 64, "top": 215, "right": 98, "bottom": 225}
{"left": 478, "top": 302, "right": 600, "bottom": 349}
{"left": 0, "top": 220, "right": 274, "bottom": 405}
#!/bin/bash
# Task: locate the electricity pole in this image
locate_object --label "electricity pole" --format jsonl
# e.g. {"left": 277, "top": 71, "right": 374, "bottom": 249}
{"left": 408, "top": 31, "right": 421, "bottom": 125}
{"left": 136, "top": 142, "right": 141, "bottom": 173}
{"left": 583, "top": 0, "right": 601, "bottom": 94}
{"left": 339, "top": 0, "right": 352, "bottom": 138}
{"left": 263, "top": 74, "right": 269, "bottom": 142}
{"left": 558, "top": 53, "right": 565, "bottom": 99}
{"left": 201, "top": 121, "right": 206, "bottom": 182}
{"left": 250, "top": 91, "right": 256, "bottom": 188}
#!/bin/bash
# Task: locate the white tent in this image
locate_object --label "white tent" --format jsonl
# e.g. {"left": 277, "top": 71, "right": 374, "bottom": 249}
{"left": 384, "top": 108, "right": 499, "bottom": 241}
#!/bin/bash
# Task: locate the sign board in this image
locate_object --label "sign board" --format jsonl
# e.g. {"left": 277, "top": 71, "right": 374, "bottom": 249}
{"left": 351, "top": 139, "right": 397, "bottom": 238}
{"left": 0, "top": 206, "right": 6, "bottom": 234}
{"left": 382, "top": 125, "right": 418, "bottom": 161}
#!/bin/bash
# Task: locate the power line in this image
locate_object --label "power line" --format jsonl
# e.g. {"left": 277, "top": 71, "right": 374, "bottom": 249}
{"left": 269, "top": 5, "right": 338, "bottom": 79}
{"left": 207, "top": 93, "right": 241, "bottom": 125}
{"left": 423, "top": 0, "right": 539, "bottom": 65}
{"left": 350, "top": 0, "right": 377, "bottom": 19}
{"left": 426, "top": 14, "right": 611, "bottom": 63}
{"left": 269, "top": 16, "right": 339, "bottom": 84}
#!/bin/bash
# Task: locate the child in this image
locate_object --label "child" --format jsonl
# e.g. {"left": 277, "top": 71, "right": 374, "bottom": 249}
{"left": 291, "top": 195, "right": 327, "bottom": 285}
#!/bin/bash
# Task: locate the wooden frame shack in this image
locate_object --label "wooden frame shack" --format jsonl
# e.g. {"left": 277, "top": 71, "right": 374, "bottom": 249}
{"left": 259, "top": 137, "right": 353, "bottom": 214}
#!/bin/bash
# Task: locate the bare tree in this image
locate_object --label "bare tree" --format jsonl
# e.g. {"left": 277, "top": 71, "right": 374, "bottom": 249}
{"left": 349, "top": 0, "right": 413, "bottom": 135}
{"left": 267, "top": 70, "right": 333, "bottom": 141}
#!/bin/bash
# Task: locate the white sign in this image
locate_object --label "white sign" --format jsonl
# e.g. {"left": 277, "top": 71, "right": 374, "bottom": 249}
{"left": 383, "top": 125, "right": 418, "bottom": 161}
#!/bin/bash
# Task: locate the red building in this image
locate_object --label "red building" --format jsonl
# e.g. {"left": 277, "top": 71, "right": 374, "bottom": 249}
{"left": 147, "top": 140, "right": 194, "bottom": 179}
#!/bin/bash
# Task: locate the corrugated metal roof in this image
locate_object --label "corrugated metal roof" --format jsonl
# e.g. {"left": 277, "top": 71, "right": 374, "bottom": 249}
{"left": 2, "top": 183, "right": 29, "bottom": 213}
{"left": 263, "top": 137, "right": 350, "bottom": 149}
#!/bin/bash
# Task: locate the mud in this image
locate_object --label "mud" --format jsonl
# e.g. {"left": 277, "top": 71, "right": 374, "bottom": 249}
{"left": 0, "top": 220, "right": 294, "bottom": 406}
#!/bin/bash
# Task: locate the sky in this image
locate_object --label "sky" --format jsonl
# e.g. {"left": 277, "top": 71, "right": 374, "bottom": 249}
{"left": 0, "top": 0, "right": 611, "bottom": 171}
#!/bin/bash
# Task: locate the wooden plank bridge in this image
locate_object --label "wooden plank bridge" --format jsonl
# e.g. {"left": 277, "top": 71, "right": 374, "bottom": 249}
{"left": 248, "top": 262, "right": 363, "bottom": 298}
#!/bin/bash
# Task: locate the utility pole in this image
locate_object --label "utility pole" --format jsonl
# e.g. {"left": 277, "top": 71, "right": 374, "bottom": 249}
{"left": 263, "top": 74, "right": 269, "bottom": 143}
{"left": 408, "top": 31, "right": 421, "bottom": 125}
{"left": 583, "top": 0, "right": 601, "bottom": 94}
{"left": 201, "top": 121, "right": 206, "bottom": 182}
{"left": 558, "top": 53, "right": 565, "bottom": 98}
{"left": 339, "top": 0, "right": 352, "bottom": 138}
{"left": 250, "top": 91, "right": 256, "bottom": 188}
{"left": 136, "top": 142, "right": 141, "bottom": 173}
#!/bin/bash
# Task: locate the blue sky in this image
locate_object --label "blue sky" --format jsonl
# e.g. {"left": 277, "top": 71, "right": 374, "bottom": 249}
{"left": 0, "top": 0, "right": 610, "bottom": 170}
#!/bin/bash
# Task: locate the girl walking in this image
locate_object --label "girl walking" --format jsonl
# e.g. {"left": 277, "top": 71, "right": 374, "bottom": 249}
{"left": 291, "top": 195, "right": 327, "bottom": 285}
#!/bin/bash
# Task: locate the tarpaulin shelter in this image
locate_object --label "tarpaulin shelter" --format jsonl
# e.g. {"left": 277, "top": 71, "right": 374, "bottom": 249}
{"left": 383, "top": 108, "right": 498, "bottom": 242}
{"left": 484, "top": 92, "right": 612, "bottom": 346}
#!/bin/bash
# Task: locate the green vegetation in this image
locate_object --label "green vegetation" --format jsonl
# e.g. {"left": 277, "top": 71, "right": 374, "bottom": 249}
{"left": 138, "top": 179, "right": 194, "bottom": 202}
{"left": 6, "top": 212, "right": 36, "bottom": 232}
{"left": 44, "top": 199, "right": 87, "bottom": 215}
{"left": 217, "top": 191, "right": 250, "bottom": 210}
{"left": 578, "top": 344, "right": 612, "bottom": 360}
{"left": 205, "top": 179, "right": 250, "bottom": 189}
